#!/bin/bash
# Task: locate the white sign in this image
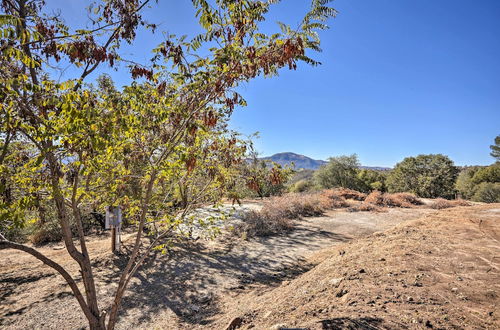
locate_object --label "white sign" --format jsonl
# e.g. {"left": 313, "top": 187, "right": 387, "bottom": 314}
{"left": 105, "top": 206, "right": 122, "bottom": 229}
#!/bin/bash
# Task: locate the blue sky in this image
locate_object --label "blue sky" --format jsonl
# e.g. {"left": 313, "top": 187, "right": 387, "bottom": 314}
{"left": 50, "top": 0, "right": 500, "bottom": 167}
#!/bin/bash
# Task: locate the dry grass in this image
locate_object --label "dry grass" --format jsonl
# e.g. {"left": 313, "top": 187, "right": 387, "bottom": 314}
{"left": 365, "top": 191, "right": 423, "bottom": 208}
{"left": 235, "top": 193, "right": 326, "bottom": 237}
{"left": 348, "top": 203, "right": 384, "bottom": 212}
{"left": 430, "top": 198, "right": 471, "bottom": 209}
{"left": 332, "top": 188, "right": 367, "bottom": 201}
{"left": 318, "top": 189, "right": 351, "bottom": 208}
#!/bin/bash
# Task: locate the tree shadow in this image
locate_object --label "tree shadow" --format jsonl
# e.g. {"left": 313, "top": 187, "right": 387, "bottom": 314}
{"left": 0, "top": 272, "right": 55, "bottom": 301}
{"left": 107, "top": 223, "right": 351, "bottom": 327}
{"left": 320, "top": 317, "right": 384, "bottom": 329}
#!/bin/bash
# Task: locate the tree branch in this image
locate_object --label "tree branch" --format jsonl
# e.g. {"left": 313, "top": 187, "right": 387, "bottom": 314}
{"left": 0, "top": 239, "right": 96, "bottom": 324}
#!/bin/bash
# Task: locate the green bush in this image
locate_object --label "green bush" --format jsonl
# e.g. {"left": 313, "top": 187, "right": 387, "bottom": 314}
{"left": 357, "top": 169, "right": 386, "bottom": 192}
{"left": 386, "top": 154, "right": 459, "bottom": 198}
{"left": 456, "top": 164, "right": 500, "bottom": 200}
{"left": 314, "top": 154, "right": 361, "bottom": 190}
{"left": 472, "top": 182, "right": 500, "bottom": 203}
{"left": 290, "top": 179, "right": 314, "bottom": 193}
{"left": 471, "top": 164, "right": 500, "bottom": 184}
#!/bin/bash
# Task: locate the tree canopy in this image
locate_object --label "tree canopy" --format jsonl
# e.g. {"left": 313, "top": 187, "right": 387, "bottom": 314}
{"left": 0, "top": 0, "right": 336, "bottom": 329}
{"left": 386, "top": 154, "right": 459, "bottom": 199}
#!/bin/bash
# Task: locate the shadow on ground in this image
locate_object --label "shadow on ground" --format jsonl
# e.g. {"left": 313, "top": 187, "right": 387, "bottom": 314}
{"left": 320, "top": 317, "right": 385, "bottom": 329}
{"left": 106, "top": 223, "right": 351, "bottom": 327}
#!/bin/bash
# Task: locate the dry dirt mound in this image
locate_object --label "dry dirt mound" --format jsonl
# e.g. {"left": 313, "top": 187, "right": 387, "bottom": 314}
{"left": 217, "top": 204, "right": 500, "bottom": 329}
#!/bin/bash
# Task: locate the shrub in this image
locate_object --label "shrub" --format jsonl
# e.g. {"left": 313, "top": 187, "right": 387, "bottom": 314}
{"left": 472, "top": 182, "right": 500, "bottom": 203}
{"left": 314, "top": 154, "right": 361, "bottom": 190}
{"left": 29, "top": 222, "right": 63, "bottom": 245}
{"left": 233, "top": 210, "right": 294, "bottom": 237}
{"left": 386, "top": 154, "right": 459, "bottom": 198}
{"left": 430, "top": 198, "right": 471, "bottom": 209}
{"left": 348, "top": 203, "right": 383, "bottom": 212}
{"left": 455, "top": 166, "right": 481, "bottom": 199}
{"left": 234, "top": 193, "right": 326, "bottom": 237}
{"left": 365, "top": 191, "right": 422, "bottom": 208}
{"left": 332, "top": 188, "right": 367, "bottom": 201}
{"left": 471, "top": 164, "right": 500, "bottom": 185}
{"left": 357, "top": 169, "right": 387, "bottom": 193}
{"left": 290, "top": 179, "right": 314, "bottom": 193}
{"left": 319, "top": 190, "right": 351, "bottom": 208}
{"left": 234, "top": 190, "right": 358, "bottom": 238}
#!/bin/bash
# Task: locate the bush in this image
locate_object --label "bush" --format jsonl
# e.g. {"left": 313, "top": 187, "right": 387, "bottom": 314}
{"left": 430, "top": 198, "right": 471, "bottom": 209}
{"left": 319, "top": 190, "right": 351, "bottom": 208}
{"left": 290, "top": 179, "right": 314, "bottom": 193}
{"left": 348, "top": 203, "right": 383, "bottom": 212}
{"left": 29, "top": 221, "right": 63, "bottom": 245}
{"left": 472, "top": 182, "right": 500, "bottom": 203}
{"left": 314, "top": 154, "right": 361, "bottom": 190}
{"left": 365, "top": 191, "right": 422, "bottom": 208}
{"left": 386, "top": 154, "right": 459, "bottom": 198}
{"left": 471, "top": 164, "right": 500, "bottom": 185}
{"left": 332, "top": 188, "right": 367, "bottom": 201}
{"left": 234, "top": 193, "right": 326, "bottom": 237}
{"left": 357, "top": 169, "right": 387, "bottom": 193}
{"left": 455, "top": 166, "right": 481, "bottom": 199}
{"left": 233, "top": 210, "right": 294, "bottom": 237}
{"left": 234, "top": 190, "right": 358, "bottom": 238}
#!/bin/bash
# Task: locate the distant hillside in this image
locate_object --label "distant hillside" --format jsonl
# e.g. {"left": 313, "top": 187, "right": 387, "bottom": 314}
{"left": 261, "top": 152, "right": 327, "bottom": 170}
{"left": 261, "top": 152, "right": 391, "bottom": 171}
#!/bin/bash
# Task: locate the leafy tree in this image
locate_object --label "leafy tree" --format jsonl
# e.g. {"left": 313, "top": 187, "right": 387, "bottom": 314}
{"left": 356, "top": 168, "right": 386, "bottom": 192}
{"left": 456, "top": 164, "right": 500, "bottom": 201}
{"left": 0, "top": 0, "right": 336, "bottom": 329}
{"left": 490, "top": 135, "right": 500, "bottom": 161}
{"left": 386, "top": 154, "right": 459, "bottom": 198}
{"left": 244, "top": 149, "right": 294, "bottom": 198}
{"left": 473, "top": 182, "right": 500, "bottom": 203}
{"left": 471, "top": 164, "right": 500, "bottom": 184}
{"left": 455, "top": 166, "right": 481, "bottom": 199}
{"left": 314, "top": 154, "right": 360, "bottom": 190}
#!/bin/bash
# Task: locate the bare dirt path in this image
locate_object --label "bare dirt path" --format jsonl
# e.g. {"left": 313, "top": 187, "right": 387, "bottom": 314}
{"left": 213, "top": 205, "right": 500, "bottom": 330}
{"left": 1, "top": 206, "right": 436, "bottom": 329}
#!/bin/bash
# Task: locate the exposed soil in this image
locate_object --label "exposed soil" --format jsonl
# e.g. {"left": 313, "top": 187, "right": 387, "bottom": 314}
{"left": 214, "top": 205, "right": 500, "bottom": 330}
{"left": 1, "top": 204, "right": 498, "bottom": 329}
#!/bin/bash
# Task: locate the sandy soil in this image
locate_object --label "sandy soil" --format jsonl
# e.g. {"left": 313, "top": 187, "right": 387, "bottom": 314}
{"left": 214, "top": 205, "right": 500, "bottom": 330}
{"left": 1, "top": 204, "right": 497, "bottom": 329}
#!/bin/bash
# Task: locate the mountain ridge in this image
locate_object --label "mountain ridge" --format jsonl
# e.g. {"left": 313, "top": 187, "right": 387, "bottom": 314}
{"left": 260, "top": 152, "right": 391, "bottom": 171}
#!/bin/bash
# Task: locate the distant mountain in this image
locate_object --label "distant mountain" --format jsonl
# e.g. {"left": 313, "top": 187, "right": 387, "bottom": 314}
{"left": 261, "top": 152, "right": 326, "bottom": 170}
{"left": 261, "top": 152, "right": 391, "bottom": 171}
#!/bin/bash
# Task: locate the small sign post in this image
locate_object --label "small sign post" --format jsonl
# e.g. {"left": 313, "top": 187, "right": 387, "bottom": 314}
{"left": 106, "top": 206, "right": 122, "bottom": 253}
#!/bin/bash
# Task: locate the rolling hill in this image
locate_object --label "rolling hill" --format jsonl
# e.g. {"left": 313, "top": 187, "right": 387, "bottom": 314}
{"left": 261, "top": 152, "right": 391, "bottom": 171}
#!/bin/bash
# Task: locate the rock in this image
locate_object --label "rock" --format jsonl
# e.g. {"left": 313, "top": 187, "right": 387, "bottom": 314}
{"left": 226, "top": 317, "right": 244, "bottom": 330}
{"left": 198, "top": 293, "right": 212, "bottom": 304}
{"left": 336, "top": 288, "right": 348, "bottom": 298}
{"left": 270, "top": 324, "right": 287, "bottom": 330}
{"left": 359, "top": 268, "right": 366, "bottom": 274}
{"left": 451, "top": 287, "right": 458, "bottom": 293}
{"left": 425, "top": 320, "right": 433, "bottom": 328}
{"left": 189, "top": 304, "right": 200, "bottom": 313}
{"left": 329, "top": 277, "right": 343, "bottom": 287}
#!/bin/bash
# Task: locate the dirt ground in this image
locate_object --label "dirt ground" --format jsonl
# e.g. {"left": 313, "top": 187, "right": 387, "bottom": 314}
{"left": 1, "top": 204, "right": 498, "bottom": 329}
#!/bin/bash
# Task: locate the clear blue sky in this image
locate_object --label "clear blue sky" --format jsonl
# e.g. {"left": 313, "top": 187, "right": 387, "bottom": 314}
{"left": 51, "top": 0, "right": 500, "bottom": 167}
